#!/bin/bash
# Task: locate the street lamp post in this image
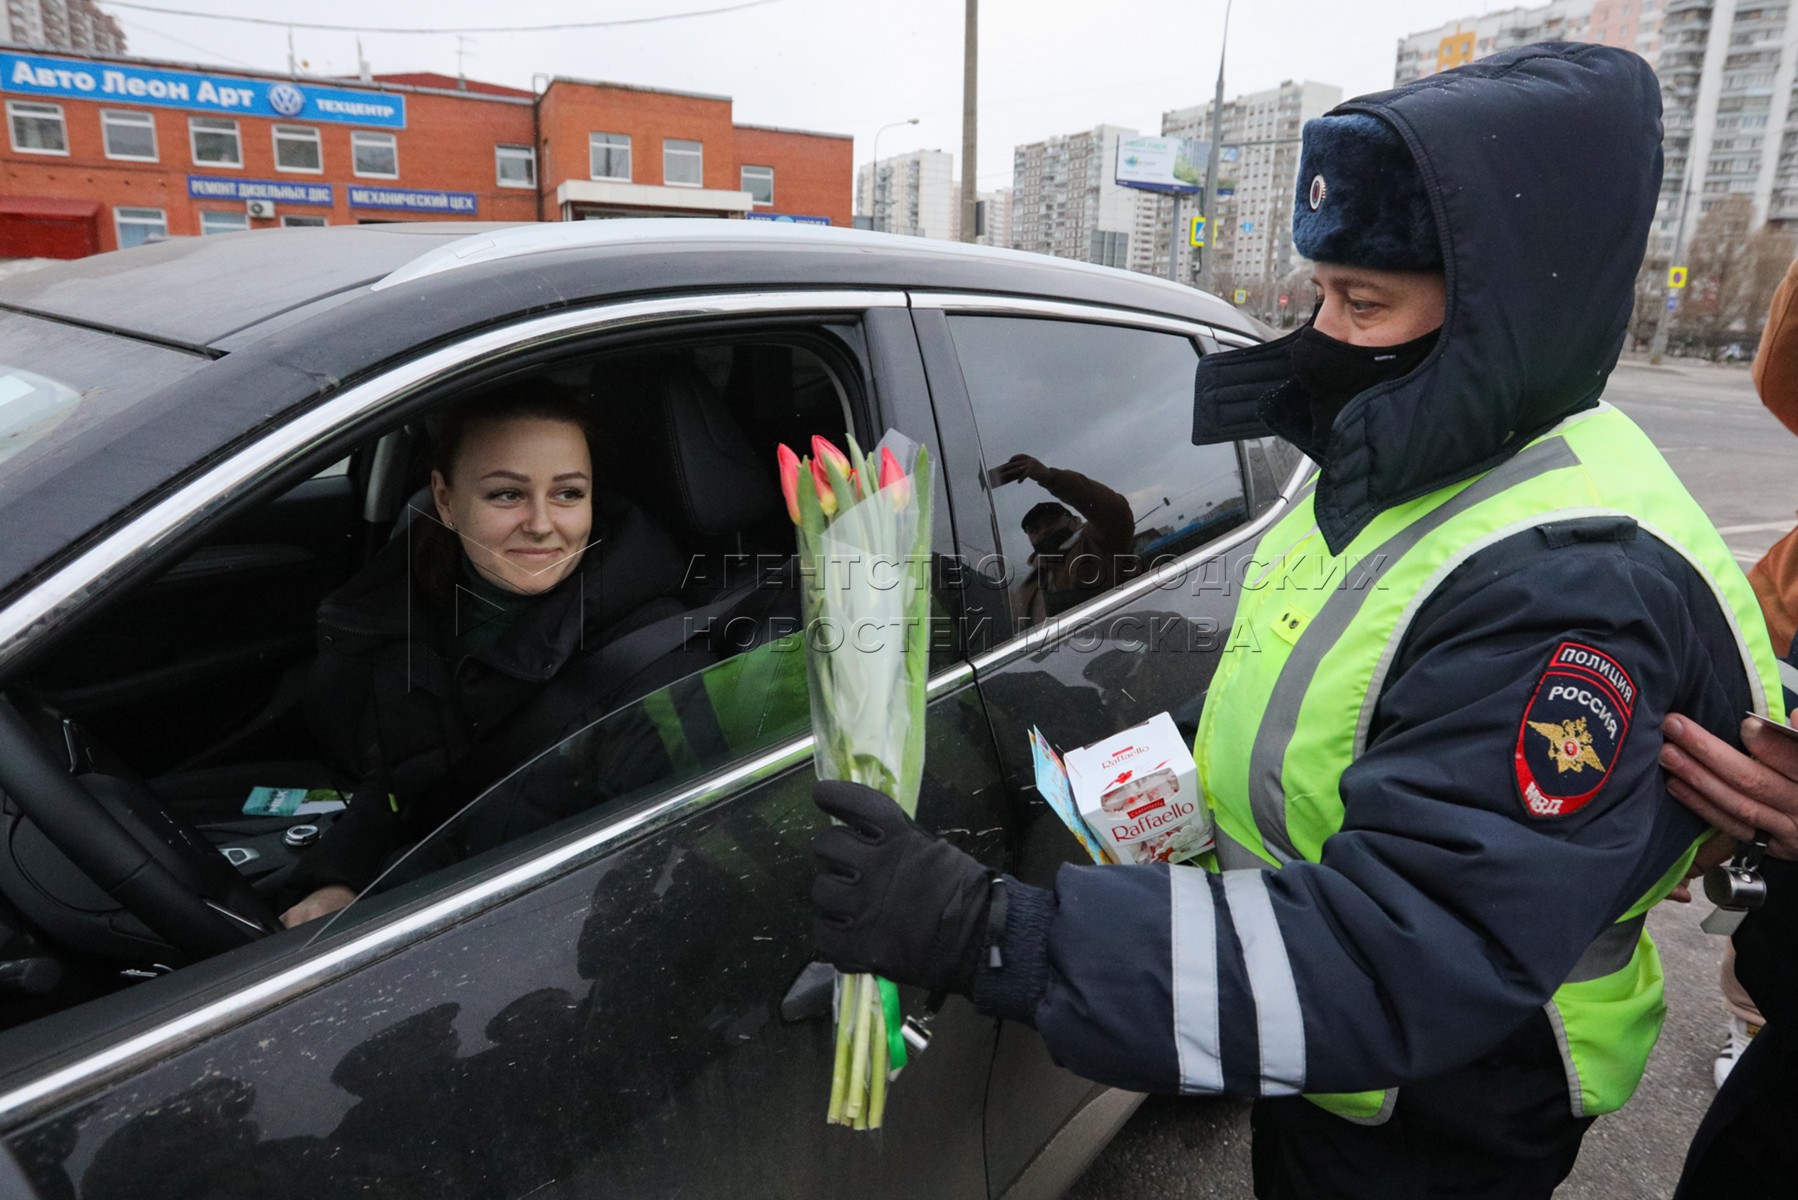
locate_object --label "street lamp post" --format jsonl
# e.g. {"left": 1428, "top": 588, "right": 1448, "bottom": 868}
{"left": 1196, "top": 0, "right": 1233, "bottom": 296}
{"left": 1648, "top": 170, "right": 1694, "bottom": 365}
{"left": 869, "top": 117, "right": 919, "bottom": 233}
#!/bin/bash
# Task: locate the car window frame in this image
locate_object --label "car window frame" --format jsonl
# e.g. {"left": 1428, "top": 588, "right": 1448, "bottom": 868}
{"left": 0, "top": 288, "right": 971, "bottom": 1131}
{"left": 331, "top": 318, "right": 917, "bottom": 916}
{"left": 909, "top": 292, "right": 1308, "bottom": 668}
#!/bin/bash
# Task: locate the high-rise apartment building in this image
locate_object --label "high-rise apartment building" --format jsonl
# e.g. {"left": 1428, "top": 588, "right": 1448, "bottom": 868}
{"left": 1403, "top": 1, "right": 1792, "bottom": 257}
{"left": 1011, "top": 124, "right": 1142, "bottom": 268}
{"left": 1148, "top": 80, "right": 1342, "bottom": 308}
{"left": 1652, "top": 1, "right": 1798, "bottom": 251}
{"left": 5, "top": 0, "right": 126, "bottom": 54}
{"left": 975, "top": 186, "right": 1012, "bottom": 248}
{"left": 1394, "top": 0, "right": 1598, "bottom": 84}
{"left": 855, "top": 149, "right": 956, "bottom": 239}
{"left": 1588, "top": 0, "right": 1666, "bottom": 60}
{"left": 1395, "top": 1, "right": 1711, "bottom": 258}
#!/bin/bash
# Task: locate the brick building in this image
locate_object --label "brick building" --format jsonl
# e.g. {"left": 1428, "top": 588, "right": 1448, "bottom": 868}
{"left": 0, "top": 46, "right": 852, "bottom": 257}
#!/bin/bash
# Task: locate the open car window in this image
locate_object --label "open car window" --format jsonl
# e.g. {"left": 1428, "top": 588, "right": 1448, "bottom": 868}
{"left": 310, "top": 327, "right": 957, "bottom": 930}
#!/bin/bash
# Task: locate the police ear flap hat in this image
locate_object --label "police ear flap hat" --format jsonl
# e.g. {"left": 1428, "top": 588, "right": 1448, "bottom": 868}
{"left": 1292, "top": 112, "right": 1442, "bottom": 272}
{"left": 1194, "top": 43, "right": 1664, "bottom": 554}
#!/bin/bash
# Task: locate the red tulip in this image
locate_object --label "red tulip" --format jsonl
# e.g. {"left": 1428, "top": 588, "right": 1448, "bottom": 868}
{"left": 776, "top": 444, "right": 802, "bottom": 525}
{"left": 878, "top": 446, "right": 909, "bottom": 507}
{"left": 812, "top": 436, "right": 852, "bottom": 477}
{"left": 811, "top": 457, "right": 838, "bottom": 516}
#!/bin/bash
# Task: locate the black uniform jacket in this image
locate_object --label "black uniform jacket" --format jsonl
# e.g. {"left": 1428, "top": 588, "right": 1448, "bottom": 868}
{"left": 973, "top": 43, "right": 1773, "bottom": 1102}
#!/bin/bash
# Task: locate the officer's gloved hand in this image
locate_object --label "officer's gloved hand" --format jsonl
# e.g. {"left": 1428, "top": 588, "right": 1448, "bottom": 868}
{"left": 811, "top": 780, "right": 995, "bottom": 996}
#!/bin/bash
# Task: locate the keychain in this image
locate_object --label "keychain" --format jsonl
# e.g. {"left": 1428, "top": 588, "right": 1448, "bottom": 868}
{"left": 1700, "top": 830, "right": 1771, "bottom": 936}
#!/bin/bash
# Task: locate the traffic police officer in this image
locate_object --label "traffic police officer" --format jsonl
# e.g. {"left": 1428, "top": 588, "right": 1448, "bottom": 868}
{"left": 808, "top": 43, "right": 1788, "bottom": 1198}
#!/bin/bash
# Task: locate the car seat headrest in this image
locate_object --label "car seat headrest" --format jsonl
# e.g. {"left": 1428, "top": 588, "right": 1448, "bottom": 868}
{"left": 598, "top": 353, "right": 780, "bottom": 539}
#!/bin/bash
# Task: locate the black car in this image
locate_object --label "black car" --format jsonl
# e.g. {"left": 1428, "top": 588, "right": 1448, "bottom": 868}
{"left": 0, "top": 221, "right": 1302, "bottom": 1199}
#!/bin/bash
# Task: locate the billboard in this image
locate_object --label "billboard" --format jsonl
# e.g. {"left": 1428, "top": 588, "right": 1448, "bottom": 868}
{"left": 1115, "top": 136, "right": 1207, "bottom": 195}
{"left": 2, "top": 51, "right": 406, "bottom": 128}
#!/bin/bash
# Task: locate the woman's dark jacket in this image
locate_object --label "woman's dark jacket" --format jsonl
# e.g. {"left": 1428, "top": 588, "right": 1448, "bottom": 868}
{"left": 285, "top": 494, "right": 703, "bottom": 898}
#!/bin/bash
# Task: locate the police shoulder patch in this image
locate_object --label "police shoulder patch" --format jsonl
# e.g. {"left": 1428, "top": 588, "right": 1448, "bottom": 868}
{"left": 1513, "top": 641, "right": 1636, "bottom": 819}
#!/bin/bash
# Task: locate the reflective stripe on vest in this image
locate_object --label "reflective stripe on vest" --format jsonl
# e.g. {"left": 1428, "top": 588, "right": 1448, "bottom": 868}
{"left": 1195, "top": 402, "right": 1787, "bottom": 1121}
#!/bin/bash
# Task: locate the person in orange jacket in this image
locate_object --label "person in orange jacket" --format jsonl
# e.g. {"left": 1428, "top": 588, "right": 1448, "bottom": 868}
{"left": 1706, "top": 255, "right": 1798, "bottom": 1087}
{"left": 1744, "top": 256, "right": 1798, "bottom": 656}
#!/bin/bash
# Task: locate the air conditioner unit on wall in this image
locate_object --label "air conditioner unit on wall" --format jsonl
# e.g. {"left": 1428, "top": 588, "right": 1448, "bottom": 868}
{"left": 245, "top": 199, "right": 276, "bottom": 219}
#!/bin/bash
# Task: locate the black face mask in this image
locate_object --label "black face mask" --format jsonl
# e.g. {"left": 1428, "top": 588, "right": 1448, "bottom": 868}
{"left": 1289, "top": 322, "right": 1441, "bottom": 446}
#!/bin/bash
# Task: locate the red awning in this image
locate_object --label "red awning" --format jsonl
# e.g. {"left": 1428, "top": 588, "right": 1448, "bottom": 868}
{"left": 0, "top": 196, "right": 102, "bottom": 218}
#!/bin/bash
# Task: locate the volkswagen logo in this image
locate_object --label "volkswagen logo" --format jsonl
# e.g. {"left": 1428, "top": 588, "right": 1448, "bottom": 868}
{"left": 268, "top": 83, "right": 306, "bottom": 117}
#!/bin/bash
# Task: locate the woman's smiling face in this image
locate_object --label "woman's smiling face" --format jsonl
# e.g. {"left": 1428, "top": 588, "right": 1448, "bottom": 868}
{"left": 431, "top": 415, "right": 594, "bottom": 595}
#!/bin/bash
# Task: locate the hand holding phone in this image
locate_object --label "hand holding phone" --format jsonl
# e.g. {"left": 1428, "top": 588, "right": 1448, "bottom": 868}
{"left": 1661, "top": 710, "right": 1798, "bottom": 867}
{"left": 1743, "top": 710, "right": 1798, "bottom": 745}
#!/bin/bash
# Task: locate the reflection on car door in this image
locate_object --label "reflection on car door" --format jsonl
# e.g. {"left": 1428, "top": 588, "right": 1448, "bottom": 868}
{"left": 916, "top": 302, "right": 1285, "bottom": 1193}
{"left": 0, "top": 306, "right": 1018, "bottom": 1200}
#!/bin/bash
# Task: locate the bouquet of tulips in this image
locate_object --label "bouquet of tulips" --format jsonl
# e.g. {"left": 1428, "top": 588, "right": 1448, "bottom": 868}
{"left": 777, "top": 431, "right": 933, "bottom": 1131}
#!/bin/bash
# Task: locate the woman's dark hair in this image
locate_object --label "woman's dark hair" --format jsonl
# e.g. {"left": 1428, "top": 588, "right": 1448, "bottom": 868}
{"left": 411, "top": 374, "right": 600, "bottom": 598}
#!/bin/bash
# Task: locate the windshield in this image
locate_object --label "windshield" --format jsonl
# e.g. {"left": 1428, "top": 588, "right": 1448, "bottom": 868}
{"left": 0, "top": 310, "right": 209, "bottom": 494}
{"left": 0, "top": 310, "right": 211, "bottom": 591}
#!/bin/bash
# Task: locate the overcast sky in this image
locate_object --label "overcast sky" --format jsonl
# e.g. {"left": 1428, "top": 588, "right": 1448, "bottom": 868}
{"left": 112, "top": 0, "right": 1517, "bottom": 192}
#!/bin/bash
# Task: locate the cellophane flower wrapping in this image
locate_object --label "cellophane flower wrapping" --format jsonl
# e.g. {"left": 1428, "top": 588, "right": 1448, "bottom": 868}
{"left": 785, "top": 430, "right": 933, "bottom": 1130}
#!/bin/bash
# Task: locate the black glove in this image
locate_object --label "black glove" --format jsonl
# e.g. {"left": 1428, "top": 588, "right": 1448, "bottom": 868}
{"left": 811, "top": 780, "right": 997, "bottom": 996}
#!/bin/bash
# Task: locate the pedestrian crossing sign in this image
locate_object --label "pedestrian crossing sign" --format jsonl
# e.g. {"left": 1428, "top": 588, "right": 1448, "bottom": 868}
{"left": 1233, "top": 288, "right": 1247, "bottom": 305}
{"left": 1668, "top": 266, "right": 1688, "bottom": 289}
{"left": 1189, "top": 216, "right": 1206, "bottom": 248}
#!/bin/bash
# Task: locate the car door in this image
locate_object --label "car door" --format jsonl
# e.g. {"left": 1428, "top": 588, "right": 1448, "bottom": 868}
{"left": 910, "top": 296, "right": 1301, "bottom": 1196}
{"left": 0, "top": 292, "right": 1015, "bottom": 1200}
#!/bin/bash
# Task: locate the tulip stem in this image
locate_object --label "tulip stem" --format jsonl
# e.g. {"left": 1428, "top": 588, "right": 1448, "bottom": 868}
{"left": 827, "top": 973, "right": 855, "bottom": 1124}
{"left": 867, "top": 976, "right": 890, "bottom": 1128}
{"left": 846, "top": 970, "right": 874, "bottom": 1123}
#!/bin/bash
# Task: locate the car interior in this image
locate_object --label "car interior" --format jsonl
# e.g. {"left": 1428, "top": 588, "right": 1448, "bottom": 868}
{"left": 0, "top": 323, "right": 867, "bottom": 1033}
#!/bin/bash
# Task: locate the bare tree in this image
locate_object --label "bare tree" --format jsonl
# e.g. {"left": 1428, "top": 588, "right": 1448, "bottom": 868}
{"left": 1678, "top": 195, "right": 1796, "bottom": 355}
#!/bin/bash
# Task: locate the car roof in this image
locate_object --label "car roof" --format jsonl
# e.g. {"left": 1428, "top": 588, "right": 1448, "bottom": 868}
{"left": 0, "top": 220, "right": 1256, "bottom": 352}
{"left": 0, "top": 223, "right": 511, "bottom": 350}
{"left": 0, "top": 221, "right": 1260, "bottom": 612}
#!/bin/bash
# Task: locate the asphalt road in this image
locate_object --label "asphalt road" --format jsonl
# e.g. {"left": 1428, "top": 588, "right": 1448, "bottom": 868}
{"left": 1066, "top": 356, "right": 1796, "bottom": 1200}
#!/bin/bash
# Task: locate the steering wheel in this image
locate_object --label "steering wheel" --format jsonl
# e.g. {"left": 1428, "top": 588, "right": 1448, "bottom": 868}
{"left": 0, "top": 698, "right": 279, "bottom": 962}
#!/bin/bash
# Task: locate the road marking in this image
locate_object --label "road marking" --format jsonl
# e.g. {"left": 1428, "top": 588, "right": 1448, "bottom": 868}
{"left": 1715, "top": 521, "right": 1795, "bottom": 535}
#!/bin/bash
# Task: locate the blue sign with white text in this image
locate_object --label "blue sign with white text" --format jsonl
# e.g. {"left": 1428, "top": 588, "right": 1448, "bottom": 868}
{"left": 744, "top": 212, "right": 832, "bottom": 226}
{"left": 348, "top": 186, "right": 477, "bottom": 215}
{"left": 188, "top": 176, "right": 333, "bottom": 206}
{"left": 0, "top": 51, "right": 406, "bottom": 128}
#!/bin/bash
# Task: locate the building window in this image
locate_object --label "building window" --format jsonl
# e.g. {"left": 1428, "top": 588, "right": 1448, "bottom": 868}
{"left": 199, "top": 210, "right": 250, "bottom": 236}
{"left": 273, "top": 124, "right": 322, "bottom": 173}
{"left": 114, "top": 206, "right": 167, "bottom": 249}
{"left": 589, "top": 132, "right": 631, "bottom": 181}
{"left": 496, "top": 143, "right": 536, "bottom": 188}
{"left": 189, "top": 117, "right": 242, "bottom": 167}
{"left": 8, "top": 100, "right": 67, "bottom": 155}
{"left": 741, "top": 164, "right": 774, "bottom": 205}
{"left": 100, "top": 109, "right": 156, "bottom": 161}
{"left": 664, "top": 138, "right": 703, "bottom": 187}
{"left": 281, "top": 215, "right": 328, "bottom": 227}
{"left": 352, "top": 130, "right": 399, "bottom": 178}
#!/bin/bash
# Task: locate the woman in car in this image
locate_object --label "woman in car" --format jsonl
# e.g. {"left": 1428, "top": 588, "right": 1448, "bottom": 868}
{"left": 279, "top": 377, "right": 700, "bottom": 926}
